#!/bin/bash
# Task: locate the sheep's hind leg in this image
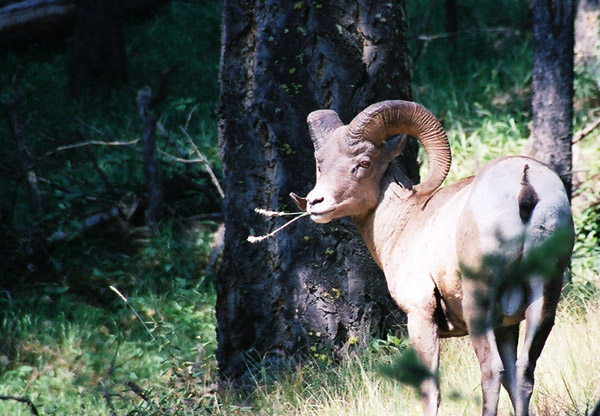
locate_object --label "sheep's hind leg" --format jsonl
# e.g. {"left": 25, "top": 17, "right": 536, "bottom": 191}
{"left": 495, "top": 324, "right": 519, "bottom": 411}
{"left": 514, "top": 277, "right": 561, "bottom": 416}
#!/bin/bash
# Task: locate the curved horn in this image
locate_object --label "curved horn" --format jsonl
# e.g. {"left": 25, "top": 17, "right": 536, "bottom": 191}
{"left": 346, "top": 100, "right": 451, "bottom": 195}
{"left": 307, "top": 109, "right": 344, "bottom": 151}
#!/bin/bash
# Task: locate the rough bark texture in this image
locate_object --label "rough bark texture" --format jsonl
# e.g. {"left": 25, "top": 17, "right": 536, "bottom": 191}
{"left": 531, "top": 0, "right": 574, "bottom": 199}
{"left": 217, "top": 1, "right": 416, "bottom": 382}
{"left": 68, "top": 0, "right": 126, "bottom": 98}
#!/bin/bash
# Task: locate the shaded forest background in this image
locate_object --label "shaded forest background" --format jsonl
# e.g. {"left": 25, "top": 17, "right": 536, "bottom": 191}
{"left": 0, "top": 0, "right": 599, "bottom": 414}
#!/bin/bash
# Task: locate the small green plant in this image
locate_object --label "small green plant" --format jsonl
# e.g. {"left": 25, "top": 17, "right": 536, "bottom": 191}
{"left": 377, "top": 347, "right": 437, "bottom": 389}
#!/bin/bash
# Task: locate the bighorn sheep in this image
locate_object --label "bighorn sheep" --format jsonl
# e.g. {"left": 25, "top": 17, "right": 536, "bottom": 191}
{"left": 290, "top": 100, "right": 574, "bottom": 416}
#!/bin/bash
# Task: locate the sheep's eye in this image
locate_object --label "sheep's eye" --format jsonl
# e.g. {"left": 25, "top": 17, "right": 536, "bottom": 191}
{"left": 359, "top": 160, "right": 371, "bottom": 169}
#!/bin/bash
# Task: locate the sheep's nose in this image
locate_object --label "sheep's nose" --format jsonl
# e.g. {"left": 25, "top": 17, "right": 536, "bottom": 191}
{"left": 306, "top": 191, "right": 324, "bottom": 208}
{"left": 309, "top": 196, "right": 324, "bottom": 206}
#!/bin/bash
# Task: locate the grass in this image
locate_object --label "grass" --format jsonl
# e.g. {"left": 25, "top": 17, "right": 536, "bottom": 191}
{"left": 1, "top": 0, "right": 600, "bottom": 415}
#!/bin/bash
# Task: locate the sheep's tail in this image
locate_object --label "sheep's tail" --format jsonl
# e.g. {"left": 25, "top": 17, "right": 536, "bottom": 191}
{"left": 517, "top": 164, "right": 540, "bottom": 224}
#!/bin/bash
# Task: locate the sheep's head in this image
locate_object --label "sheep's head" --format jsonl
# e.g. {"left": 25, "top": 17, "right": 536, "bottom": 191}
{"left": 291, "top": 100, "right": 452, "bottom": 223}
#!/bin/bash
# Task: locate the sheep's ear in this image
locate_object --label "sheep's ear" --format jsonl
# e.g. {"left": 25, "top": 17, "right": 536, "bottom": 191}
{"left": 290, "top": 192, "right": 307, "bottom": 211}
{"left": 383, "top": 134, "right": 408, "bottom": 160}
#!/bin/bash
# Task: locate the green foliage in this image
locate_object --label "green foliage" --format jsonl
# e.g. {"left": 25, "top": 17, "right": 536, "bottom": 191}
{"left": 376, "top": 347, "right": 436, "bottom": 389}
{"left": 0, "top": 0, "right": 221, "bottom": 232}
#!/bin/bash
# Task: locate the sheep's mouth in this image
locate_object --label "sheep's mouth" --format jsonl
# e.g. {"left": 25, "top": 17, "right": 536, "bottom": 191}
{"left": 309, "top": 212, "right": 333, "bottom": 223}
{"left": 307, "top": 208, "right": 336, "bottom": 223}
{"left": 289, "top": 192, "right": 335, "bottom": 223}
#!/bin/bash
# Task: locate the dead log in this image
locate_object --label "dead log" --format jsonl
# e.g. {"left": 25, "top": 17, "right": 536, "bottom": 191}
{"left": 0, "top": 0, "right": 170, "bottom": 48}
{"left": 0, "top": 0, "right": 74, "bottom": 47}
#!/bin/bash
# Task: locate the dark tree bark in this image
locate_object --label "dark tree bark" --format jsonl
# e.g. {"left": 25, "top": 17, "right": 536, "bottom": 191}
{"left": 68, "top": 0, "right": 126, "bottom": 98}
{"left": 217, "top": 1, "right": 417, "bottom": 382}
{"left": 531, "top": 0, "right": 575, "bottom": 200}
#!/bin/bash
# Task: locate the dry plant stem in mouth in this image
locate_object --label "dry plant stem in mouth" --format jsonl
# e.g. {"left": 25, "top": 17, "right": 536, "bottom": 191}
{"left": 247, "top": 209, "right": 309, "bottom": 243}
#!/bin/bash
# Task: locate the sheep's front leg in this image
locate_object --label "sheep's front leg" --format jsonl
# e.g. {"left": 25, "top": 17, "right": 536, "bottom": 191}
{"left": 407, "top": 308, "right": 440, "bottom": 416}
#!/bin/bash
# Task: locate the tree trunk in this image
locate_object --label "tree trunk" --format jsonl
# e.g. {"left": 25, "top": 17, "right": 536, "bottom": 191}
{"left": 531, "top": 0, "right": 574, "bottom": 200}
{"left": 217, "top": 0, "right": 416, "bottom": 382}
{"left": 68, "top": 0, "right": 126, "bottom": 98}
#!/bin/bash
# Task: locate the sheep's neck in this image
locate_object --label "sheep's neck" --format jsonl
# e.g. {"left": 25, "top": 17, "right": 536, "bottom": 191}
{"left": 352, "top": 178, "right": 419, "bottom": 272}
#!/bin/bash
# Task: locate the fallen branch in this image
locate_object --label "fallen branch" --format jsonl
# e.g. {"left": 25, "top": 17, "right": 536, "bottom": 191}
{"left": 0, "top": 0, "right": 74, "bottom": 45}
{"left": 0, "top": 395, "right": 40, "bottom": 416}
{"left": 48, "top": 207, "right": 120, "bottom": 242}
{"left": 573, "top": 116, "right": 600, "bottom": 144}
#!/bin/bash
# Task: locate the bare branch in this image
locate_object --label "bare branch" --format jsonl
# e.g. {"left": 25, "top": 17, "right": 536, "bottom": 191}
{"left": 18, "top": 137, "right": 139, "bottom": 177}
{"left": 411, "top": 26, "right": 522, "bottom": 65}
{"left": 158, "top": 150, "right": 206, "bottom": 164}
{"left": 75, "top": 115, "right": 123, "bottom": 141}
{"left": 573, "top": 116, "right": 600, "bottom": 144}
{"left": 184, "top": 107, "right": 196, "bottom": 131}
{"left": 40, "top": 138, "right": 139, "bottom": 159}
{"left": 125, "top": 380, "right": 150, "bottom": 402}
{"left": 0, "top": 395, "right": 39, "bottom": 416}
{"left": 180, "top": 126, "right": 225, "bottom": 199}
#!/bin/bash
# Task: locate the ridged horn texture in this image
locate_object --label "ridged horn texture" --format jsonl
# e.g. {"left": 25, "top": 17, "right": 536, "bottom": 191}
{"left": 307, "top": 109, "right": 344, "bottom": 151}
{"left": 347, "top": 100, "right": 451, "bottom": 195}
